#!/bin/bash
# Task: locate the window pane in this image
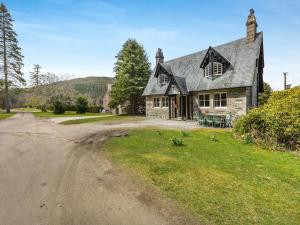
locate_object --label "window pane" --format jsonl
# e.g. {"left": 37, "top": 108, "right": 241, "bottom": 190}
{"left": 221, "top": 100, "right": 227, "bottom": 107}
{"left": 205, "top": 94, "right": 209, "bottom": 101}
{"left": 221, "top": 93, "right": 227, "bottom": 100}
{"left": 214, "top": 94, "right": 220, "bottom": 100}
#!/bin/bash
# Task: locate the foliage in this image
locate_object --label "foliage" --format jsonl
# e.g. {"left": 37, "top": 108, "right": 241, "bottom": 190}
{"left": 258, "top": 82, "right": 273, "bottom": 106}
{"left": 53, "top": 100, "right": 65, "bottom": 114}
{"left": 104, "top": 128, "right": 300, "bottom": 225}
{"left": 234, "top": 87, "right": 300, "bottom": 150}
{"left": 0, "top": 3, "right": 26, "bottom": 113}
{"left": 110, "top": 39, "right": 151, "bottom": 114}
{"left": 210, "top": 136, "right": 218, "bottom": 142}
{"left": 87, "top": 105, "right": 103, "bottom": 113}
{"left": 181, "top": 130, "right": 190, "bottom": 137}
{"left": 75, "top": 96, "right": 88, "bottom": 114}
{"left": 171, "top": 136, "right": 184, "bottom": 146}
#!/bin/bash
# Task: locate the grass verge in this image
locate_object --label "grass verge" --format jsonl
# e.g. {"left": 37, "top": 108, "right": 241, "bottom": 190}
{"left": 0, "top": 112, "right": 15, "bottom": 120}
{"left": 103, "top": 128, "right": 300, "bottom": 225}
{"left": 33, "top": 111, "right": 110, "bottom": 118}
{"left": 61, "top": 115, "right": 143, "bottom": 125}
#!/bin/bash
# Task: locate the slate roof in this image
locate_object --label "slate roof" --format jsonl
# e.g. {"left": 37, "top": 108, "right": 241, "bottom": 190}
{"left": 143, "top": 32, "right": 263, "bottom": 96}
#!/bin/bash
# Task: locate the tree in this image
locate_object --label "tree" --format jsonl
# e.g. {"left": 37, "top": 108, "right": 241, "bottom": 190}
{"left": 76, "top": 96, "right": 88, "bottom": 114}
{"left": 43, "top": 72, "right": 60, "bottom": 84}
{"left": 110, "top": 39, "right": 151, "bottom": 114}
{"left": 30, "top": 64, "right": 43, "bottom": 86}
{"left": 258, "top": 82, "right": 272, "bottom": 106}
{"left": 0, "top": 3, "right": 25, "bottom": 113}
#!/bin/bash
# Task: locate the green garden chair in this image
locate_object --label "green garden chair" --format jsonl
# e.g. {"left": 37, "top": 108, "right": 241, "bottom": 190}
{"left": 213, "top": 115, "right": 222, "bottom": 127}
{"left": 206, "top": 115, "right": 214, "bottom": 127}
{"left": 196, "top": 111, "right": 206, "bottom": 126}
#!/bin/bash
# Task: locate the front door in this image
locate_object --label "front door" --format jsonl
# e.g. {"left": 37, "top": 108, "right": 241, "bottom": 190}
{"left": 179, "top": 95, "right": 190, "bottom": 120}
{"left": 169, "top": 95, "right": 177, "bottom": 119}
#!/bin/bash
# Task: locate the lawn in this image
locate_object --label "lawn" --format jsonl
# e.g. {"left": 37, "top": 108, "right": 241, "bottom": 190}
{"left": 103, "top": 129, "right": 300, "bottom": 225}
{"left": 0, "top": 112, "right": 15, "bottom": 120}
{"left": 61, "top": 115, "right": 143, "bottom": 125}
{"left": 33, "top": 111, "right": 110, "bottom": 118}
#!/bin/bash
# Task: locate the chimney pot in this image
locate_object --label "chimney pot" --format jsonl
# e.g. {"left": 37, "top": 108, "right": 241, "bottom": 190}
{"left": 155, "top": 48, "right": 164, "bottom": 64}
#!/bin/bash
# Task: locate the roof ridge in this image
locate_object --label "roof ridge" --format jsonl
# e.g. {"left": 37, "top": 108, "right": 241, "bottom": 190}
{"left": 164, "top": 32, "right": 263, "bottom": 64}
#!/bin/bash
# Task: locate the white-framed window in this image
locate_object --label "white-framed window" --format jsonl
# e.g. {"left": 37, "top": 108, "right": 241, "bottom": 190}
{"left": 153, "top": 97, "right": 160, "bottom": 107}
{"left": 199, "top": 94, "right": 210, "bottom": 107}
{"left": 162, "top": 97, "right": 169, "bottom": 107}
{"left": 160, "top": 74, "right": 169, "bottom": 85}
{"left": 213, "top": 62, "right": 223, "bottom": 75}
{"left": 214, "top": 93, "right": 227, "bottom": 108}
{"left": 204, "top": 64, "right": 212, "bottom": 77}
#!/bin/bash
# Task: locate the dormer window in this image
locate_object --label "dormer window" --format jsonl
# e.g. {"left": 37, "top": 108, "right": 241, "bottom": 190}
{"left": 200, "top": 47, "right": 231, "bottom": 78}
{"left": 213, "top": 62, "right": 223, "bottom": 76}
{"left": 160, "top": 74, "right": 169, "bottom": 85}
{"left": 205, "top": 62, "right": 223, "bottom": 77}
{"left": 205, "top": 64, "right": 212, "bottom": 77}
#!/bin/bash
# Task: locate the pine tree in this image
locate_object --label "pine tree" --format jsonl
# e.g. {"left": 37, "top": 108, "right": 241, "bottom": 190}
{"left": 30, "top": 64, "right": 43, "bottom": 86}
{"left": 0, "top": 3, "right": 25, "bottom": 113}
{"left": 110, "top": 39, "right": 151, "bottom": 114}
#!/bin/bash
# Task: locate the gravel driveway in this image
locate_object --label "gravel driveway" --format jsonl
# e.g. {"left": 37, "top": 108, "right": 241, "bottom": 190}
{"left": 0, "top": 113, "right": 199, "bottom": 225}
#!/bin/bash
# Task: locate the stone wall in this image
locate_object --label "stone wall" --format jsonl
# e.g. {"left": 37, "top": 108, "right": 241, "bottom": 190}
{"left": 192, "top": 87, "right": 249, "bottom": 119}
{"left": 145, "top": 96, "right": 169, "bottom": 119}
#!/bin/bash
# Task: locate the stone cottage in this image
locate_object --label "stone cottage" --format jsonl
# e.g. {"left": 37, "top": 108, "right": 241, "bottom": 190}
{"left": 142, "top": 9, "right": 264, "bottom": 120}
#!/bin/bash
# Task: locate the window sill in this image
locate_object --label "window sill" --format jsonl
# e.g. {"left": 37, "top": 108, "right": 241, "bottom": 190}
{"left": 200, "top": 106, "right": 210, "bottom": 109}
{"left": 214, "top": 107, "right": 227, "bottom": 110}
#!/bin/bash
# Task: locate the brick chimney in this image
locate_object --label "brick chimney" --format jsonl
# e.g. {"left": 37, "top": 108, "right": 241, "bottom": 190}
{"left": 246, "top": 9, "right": 258, "bottom": 43}
{"left": 155, "top": 48, "right": 164, "bottom": 64}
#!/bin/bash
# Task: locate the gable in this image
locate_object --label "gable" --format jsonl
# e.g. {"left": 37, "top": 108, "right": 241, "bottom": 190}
{"left": 200, "top": 47, "right": 231, "bottom": 69}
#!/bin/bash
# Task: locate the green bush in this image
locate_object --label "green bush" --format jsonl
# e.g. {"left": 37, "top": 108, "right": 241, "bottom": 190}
{"left": 53, "top": 100, "right": 65, "bottom": 114}
{"left": 171, "top": 137, "right": 184, "bottom": 146}
{"left": 76, "top": 96, "right": 88, "bottom": 114}
{"left": 87, "top": 106, "right": 103, "bottom": 113}
{"left": 234, "top": 87, "right": 300, "bottom": 150}
{"left": 41, "top": 105, "right": 47, "bottom": 112}
{"left": 181, "top": 130, "right": 190, "bottom": 137}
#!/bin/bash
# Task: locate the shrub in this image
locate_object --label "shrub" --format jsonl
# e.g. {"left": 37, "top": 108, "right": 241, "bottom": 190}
{"left": 76, "top": 96, "right": 88, "bottom": 114}
{"left": 171, "top": 137, "right": 184, "bottom": 146}
{"left": 87, "top": 106, "right": 103, "bottom": 113}
{"left": 210, "top": 136, "right": 218, "bottom": 142}
{"left": 234, "top": 87, "right": 300, "bottom": 150}
{"left": 53, "top": 100, "right": 65, "bottom": 114}
{"left": 156, "top": 130, "right": 162, "bottom": 136}
{"left": 181, "top": 130, "right": 190, "bottom": 137}
{"left": 41, "top": 105, "right": 47, "bottom": 112}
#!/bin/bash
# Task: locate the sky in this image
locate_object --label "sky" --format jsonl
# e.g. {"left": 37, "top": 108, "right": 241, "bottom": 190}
{"left": 5, "top": 0, "right": 300, "bottom": 90}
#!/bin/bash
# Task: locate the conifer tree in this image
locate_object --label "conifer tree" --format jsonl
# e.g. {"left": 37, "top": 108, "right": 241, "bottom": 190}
{"left": 110, "top": 39, "right": 151, "bottom": 114}
{"left": 30, "top": 64, "right": 43, "bottom": 86}
{"left": 0, "top": 3, "right": 25, "bottom": 112}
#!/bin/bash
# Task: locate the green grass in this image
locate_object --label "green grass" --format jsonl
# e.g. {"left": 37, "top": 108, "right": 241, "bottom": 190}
{"left": 61, "top": 115, "right": 143, "bottom": 125}
{"left": 0, "top": 112, "right": 15, "bottom": 120}
{"left": 33, "top": 111, "right": 110, "bottom": 118}
{"left": 103, "top": 129, "right": 300, "bottom": 225}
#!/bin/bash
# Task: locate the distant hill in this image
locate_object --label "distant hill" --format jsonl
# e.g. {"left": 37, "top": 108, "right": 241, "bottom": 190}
{"left": 11, "top": 76, "right": 114, "bottom": 108}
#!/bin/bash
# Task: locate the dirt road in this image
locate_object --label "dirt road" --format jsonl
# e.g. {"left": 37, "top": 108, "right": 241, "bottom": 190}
{"left": 0, "top": 113, "right": 198, "bottom": 225}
